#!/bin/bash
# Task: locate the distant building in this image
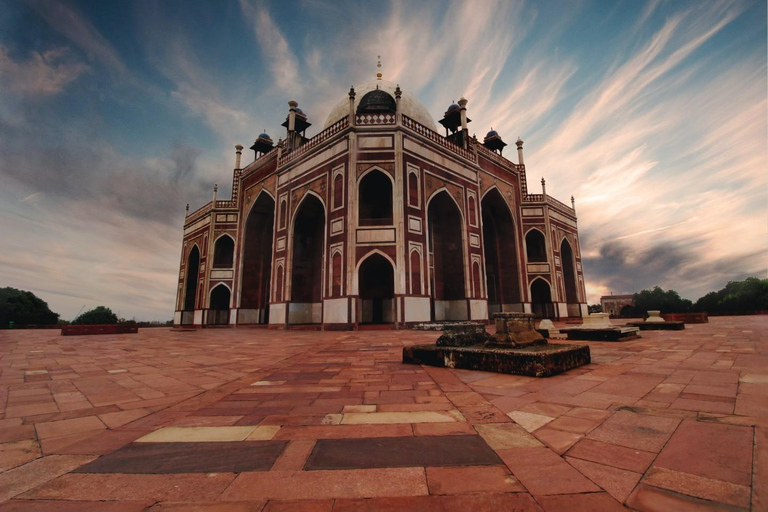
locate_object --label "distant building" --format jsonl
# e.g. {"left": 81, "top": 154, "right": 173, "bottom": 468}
{"left": 601, "top": 294, "right": 635, "bottom": 316}
{"left": 174, "top": 72, "right": 587, "bottom": 328}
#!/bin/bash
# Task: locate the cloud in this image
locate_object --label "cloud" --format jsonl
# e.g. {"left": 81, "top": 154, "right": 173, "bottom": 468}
{"left": 26, "top": 0, "right": 127, "bottom": 74}
{"left": 239, "top": 0, "right": 301, "bottom": 93}
{"left": 0, "top": 46, "right": 88, "bottom": 97}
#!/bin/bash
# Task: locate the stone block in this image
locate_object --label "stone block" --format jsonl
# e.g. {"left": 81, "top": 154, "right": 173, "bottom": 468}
{"left": 488, "top": 312, "right": 546, "bottom": 348}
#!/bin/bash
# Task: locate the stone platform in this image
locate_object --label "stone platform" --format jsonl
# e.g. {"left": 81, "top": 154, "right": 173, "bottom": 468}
{"left": 403, "top": 342, "right": 591, "bottom": 377}
{"left": 628, "top": 321, "right": 685, "bottom": 331}
{"left": 405, "top": 313, "right": 589, "bottom": 377}
{"left": 560, "top": 326, "right": 640, "bottom": 341}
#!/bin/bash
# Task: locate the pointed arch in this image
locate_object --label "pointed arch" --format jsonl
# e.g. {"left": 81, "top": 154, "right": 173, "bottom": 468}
{"left": 560, "top": 237, "right": 579, "bottom": 305}
{"left": 183, "top": 244, "right": 201, "bottom": 313}
{"left": 239, "top": 191, "right": 275, "bottom": 324}
{"left": 426, "top": 189, "right": 467, "bottom": 320}
{"left": 530, "top": 277, "right": 554, "bottom": 319}
{"left": 357, "top": 251, "right": 396, "bottom": 325}
{"left": 212, "top": 233, "right": 235, "bottom": 268}
{"left": 208, "top": 283, "right": 231, "bottom": 325}
{"left": 358, "top": 167, "right": 394, "bottom": 226}
{"left": 525, "top": 227, "right": 547, "bottom": 263}
{"left": 288, "top": 192, "right": 326, "bottom": 311}
{"left": 481, "top": 187, "right": 522, "bottom": 316}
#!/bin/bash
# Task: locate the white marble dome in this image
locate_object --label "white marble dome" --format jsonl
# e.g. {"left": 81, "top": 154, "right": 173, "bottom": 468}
{"left": 323, "top": 80, "right": 437, "bottom": 132}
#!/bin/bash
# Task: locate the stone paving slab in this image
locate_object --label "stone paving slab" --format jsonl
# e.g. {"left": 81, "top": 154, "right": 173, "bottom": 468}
{"left": 304, "top": 435, "right": 502, "bottom": 470}
{"left": 1, "top": 316, "right": 767, "bottom": 510}
{"left": 73, "top": 441, "right": 287, "bottom": 473}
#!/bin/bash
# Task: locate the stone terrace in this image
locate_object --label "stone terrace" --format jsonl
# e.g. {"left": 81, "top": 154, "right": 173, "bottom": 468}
{"left": 0, "top": 316, "right": 766, "bottom": 511}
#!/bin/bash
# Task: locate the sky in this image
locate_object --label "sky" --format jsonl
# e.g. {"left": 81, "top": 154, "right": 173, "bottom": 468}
{"left": 0, "top": 0, "right": 766, "bottom": 321}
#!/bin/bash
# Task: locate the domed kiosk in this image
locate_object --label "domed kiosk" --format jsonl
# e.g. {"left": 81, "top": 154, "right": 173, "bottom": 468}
{"left": 175, "top": 71, "right": 587, "bottom": 329}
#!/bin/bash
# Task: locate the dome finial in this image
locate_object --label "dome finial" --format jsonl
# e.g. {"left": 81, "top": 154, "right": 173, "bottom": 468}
{"left": 376, "top": 55, "right": 382, "bottom": 80}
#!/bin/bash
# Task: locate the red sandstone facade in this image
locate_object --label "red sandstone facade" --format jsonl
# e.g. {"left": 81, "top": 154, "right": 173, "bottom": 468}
{"left": 174, "top": 80, "right": 587, "bottom": 329}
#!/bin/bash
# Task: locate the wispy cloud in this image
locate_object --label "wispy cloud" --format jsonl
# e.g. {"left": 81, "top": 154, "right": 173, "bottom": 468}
{"left": 0, "top": 46, "right": 88, "bottom": 96}
{"left": 239, "top": 0, "right": 301, "bottom": 94}
{"left": 26, "top": 0, "right": 127, "bottom": 74}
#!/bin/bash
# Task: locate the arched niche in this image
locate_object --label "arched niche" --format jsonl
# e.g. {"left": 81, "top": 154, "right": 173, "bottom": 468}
{"left": 427, "top": 190, "right": 467, "bottom": 321}
{"left": 482, "top": 188, "right": 521, "bottom": 316}
{"left": 525, "top": 229, "right": 547, "bottom": 263}
{"left": 208, "top": 284, "right": 231, "bottom": 325}
{"left": 530, "top": 278, "right": 554, "bottom": 319}
{"left": 212, "top": 235, "right": 235, "bottom": 268}
{"left": 358, "top": 252, "right": 395, "bottom": 324}
{"left": 289, "top": 193, "right": 325, "bottom": 324}
{"left": 359, "top": 169, "right": 393, "bottom": 226}
{"left": 240, "top": 193, "right": 275, "bottom": 324}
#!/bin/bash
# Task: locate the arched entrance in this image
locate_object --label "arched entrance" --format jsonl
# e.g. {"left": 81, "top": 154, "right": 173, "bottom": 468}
{"left": 482, "top": 189, "right": 521, "bottom": 317}
{"left": 182, "top": 245, "right": 199, "bottom": 325}
{"left": 208, "top": 284, "right": 230, "bottom": 325}
{"left": 358, "top": 253, "right": 395, "bottom": 325}
{"left": 428, "top": 191, "right": 466, "bottom": 321}
{"left": 240, "top": 194, "right": 275, "bottom": 324}
{"left": 531, "top": 278, "right": 554, "bottom": 319}
{"left": 289, "top": 194, "right": 325, "bottom": 324}
{"left": 560, "top": 239, "right": 580, "bottom": 317}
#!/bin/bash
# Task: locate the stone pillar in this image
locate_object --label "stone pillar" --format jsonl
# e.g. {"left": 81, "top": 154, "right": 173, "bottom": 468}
{"left": 235, "top": 144, "right": 243, "bottom": 169}
{"left": 516, "top": 137, "right": 524, "bottom": 166}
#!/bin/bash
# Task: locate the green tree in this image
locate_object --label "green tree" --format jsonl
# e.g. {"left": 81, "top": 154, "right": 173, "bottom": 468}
{"left": 693, "top": 277, "right": 768, "bottom": 313}
{"left": 72, "top": 306, "right": 118, "bottom": 325}
{"left": 0, "top": 287, "right": 59, "bottom": 326}
{"left": 633, "top": 286, "right": 692, "bottom": 314}
{"left": 588, "top": 304, "right": 603, "bottom": 313}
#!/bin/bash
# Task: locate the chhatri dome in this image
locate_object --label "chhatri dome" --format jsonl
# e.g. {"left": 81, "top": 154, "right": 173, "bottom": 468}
{"left": 323, "top": 80, "right": 438, "bottom": 132}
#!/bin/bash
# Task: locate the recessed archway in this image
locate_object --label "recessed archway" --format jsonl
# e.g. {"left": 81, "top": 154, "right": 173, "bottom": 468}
{"left": 482, "top": 188, "right": 521, "bottom": 317}
{"left": 526, "top": 229, "right": 547, "bottom": 263}
{"left": 208, "top": 284, "right": 231, "bottom": 325}
{"left": 358, "top": 253, "right": 395, "bottom": 324}
{"left": 560, "top": 238, "right": 580, "bottom": 316}
{"left": 530, "top": 278, "right": 554, "bottom": 319}
{"left": 289, "top": 193, "right": 325, "bottom": 324}
{"left": 359, "top": 169, "right": 393, "bottom": 226}
{"left": 427, "top": 190, "right": 466, "bottom": 320}
{"left": 240, "top": 193, "right": 275, "bottom": 324}
{"left": 212, "top": 235, "right": 234, "bottom": 268}
{"left": 182, "top": 245, "right": 200, "bottom": 325}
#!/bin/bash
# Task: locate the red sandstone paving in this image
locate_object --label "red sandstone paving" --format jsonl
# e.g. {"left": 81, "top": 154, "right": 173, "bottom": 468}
{"left": 0, "top": 316, "right": 767, "bottom": 510}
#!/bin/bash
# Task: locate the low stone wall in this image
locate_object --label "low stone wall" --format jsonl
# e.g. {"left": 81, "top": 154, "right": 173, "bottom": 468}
{"left": 61, "top": 324, "right": 139, "bottom": 336}
{"left": 662, "top": 313, "right": 708, "bottom": 323}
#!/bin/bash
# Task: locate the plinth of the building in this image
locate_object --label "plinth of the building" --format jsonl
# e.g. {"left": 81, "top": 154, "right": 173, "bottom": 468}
{"left": 628, "top": 321, "right": 685, "bottom": 330}
{"left": 560, "top": 326, "right": 640, "bottom": 341}
{"left": 403, "top": 342, "right": 591, "bottom": 377}
{"left": 404, "top": 313, "right": 590, "bottom": 377}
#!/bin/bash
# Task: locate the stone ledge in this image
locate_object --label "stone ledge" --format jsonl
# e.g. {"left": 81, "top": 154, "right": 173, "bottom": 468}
{"left": 402, "top": 343, "right": 590, "bottom": 378}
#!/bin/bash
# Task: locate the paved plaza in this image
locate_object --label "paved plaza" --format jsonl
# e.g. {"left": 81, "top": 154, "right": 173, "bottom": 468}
{"left": 0, "top": 316, "right": 766, "bottom": 511}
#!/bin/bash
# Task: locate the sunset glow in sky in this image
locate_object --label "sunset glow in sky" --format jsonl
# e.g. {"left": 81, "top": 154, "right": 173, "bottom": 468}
{"left": 1, "top": 0, "right": 766, "bottom": 320}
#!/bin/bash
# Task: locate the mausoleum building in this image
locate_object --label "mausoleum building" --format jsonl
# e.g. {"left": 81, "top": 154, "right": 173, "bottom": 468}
{"left": 174, "top": 74, "right": 588, "bottom": 329}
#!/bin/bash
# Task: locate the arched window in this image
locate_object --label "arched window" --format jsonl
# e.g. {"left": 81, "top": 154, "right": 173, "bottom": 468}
{"left": 213, "top": 236, "right": 234, "bottom": 268}
{"left": 359, "top": 170, "right": 393, "bottom": 226}
{"left": 526, "top": 229, "right": 547, "bottom": 262}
